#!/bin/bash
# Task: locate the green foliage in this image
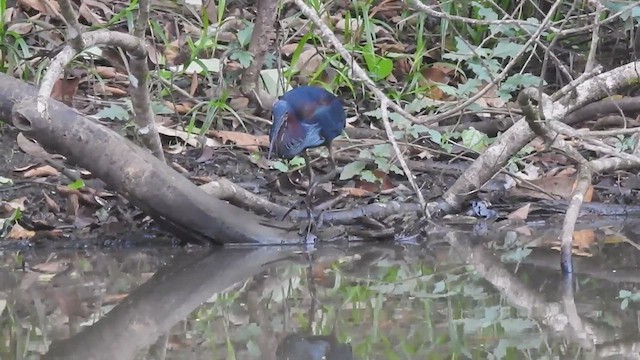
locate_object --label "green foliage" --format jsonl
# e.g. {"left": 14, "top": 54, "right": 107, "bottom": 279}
{"left": 271, "top": 156, "right": 307, "bottom": 174}
{"left": 0, "top": 176, "right": 12, "bottom": 186}
{"left": 67, "top": 179, "right": 86, "bottom": 190}
{"left": 619, "top": 289, "right": 640, "bottom": 310}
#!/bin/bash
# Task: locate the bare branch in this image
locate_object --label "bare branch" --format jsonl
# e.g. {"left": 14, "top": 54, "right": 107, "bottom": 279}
{"left": 241, "top": 0, "right": 278, "bottom": 101}
{"left": 37, "top": 5, "right": 166, "bottom": 162}
{"left": 584, "top": 1, "right": 603, "bottom": 72}
{"left": 57, "top": 0, "right": 83, "bottom": 47}
{"left": 128, "top": 0, "right": 166, "bottom": 161}
{"left": 37, "top": 31, "right": 144, "bottom": 117}
{"left": 133, "top": 0, "right": 150, "bottom": 38}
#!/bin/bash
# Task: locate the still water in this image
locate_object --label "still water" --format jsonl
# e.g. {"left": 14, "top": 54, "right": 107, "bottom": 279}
{"left": 1, "top": 228, "right": 639, "bottom": 359}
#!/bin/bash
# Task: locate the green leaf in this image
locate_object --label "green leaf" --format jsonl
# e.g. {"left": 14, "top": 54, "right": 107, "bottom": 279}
{"left": 372, "top": 144, "right": 393, "bottom": 158}
{"left": 289, "top": 156, "right": 306, "bottom": 167}
{"left": 427, "top": 129, "right": 443, "bottom": 145}
{"left": 360, "top": 170, "right": 378, "bottom": 183}
{"left": 433, "top": 280, "right": 445, "bottom": 294}
{"left": 94, "top": 105, "right": 129, "bottom": 121}
{"left": 473, "top": 1, "right": 498, "bottom": 20}
{"left": 405, "top": 96, "right": 437, "bottom": 113}
{"left": 390, "top": 164, "right": 404, "bottom": 175}
{"left": 363, "top": 53, "right": 393, "bottom": 80}
{"left": 461, "top": 127, "right": 489, "bottom": 152}
{"left": 260, "top": 68, "right": 292, "bottom": 98}
{"left": 272, "top": 161, "right": 289, "bottom": 173}
{"left": 621, "top": 298, "right": 629, "bottom": 310}
{"left": 500, "top": 73, "right": 543, "bottom": 96}
{"left": 359, "top": 149, "right": 373, "bottom": 159}
{"left": 68, "top": 179, "right": 85, "bottom": 190}
{"left": 237, "top": 23, "right": 254, "bottom": 47}
{"left": 467, "top": 59, "right": 501, "bottom": 81}
{"left": 152, "top": 102, "right": 174, "bottom": 115}
{"left": 374, "top": 156, "right": 390, "bottom": 172}
{"left": 619, "top": 289, "right": 633, "bottom": 298}
{"left": 492, "top": 41, "right": 525, "bottom": 60}
{"left": 182, "top": 58, "right": 221, "bottom": 74}
{"left": 0, "top": 177, "right": 13, "bottom": 186}
{"left": 229, "top": 51, "right": 253, "bottom": 68}
{"left": 339, "top": 161, "right": 367, "bottom": 180}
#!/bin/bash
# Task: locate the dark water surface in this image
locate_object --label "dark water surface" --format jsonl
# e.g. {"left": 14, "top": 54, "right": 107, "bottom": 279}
{"left": 1, "top": 228, "right": 639, "bottom": 360}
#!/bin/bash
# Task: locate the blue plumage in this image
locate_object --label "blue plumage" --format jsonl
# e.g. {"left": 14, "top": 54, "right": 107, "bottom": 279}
{"left": 268, "top": 86, "right": 346, "bottom": 160}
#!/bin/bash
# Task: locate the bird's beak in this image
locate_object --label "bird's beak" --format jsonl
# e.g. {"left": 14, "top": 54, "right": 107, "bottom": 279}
{"left": 268, "top": 112, "right": 287, "bottom": 160}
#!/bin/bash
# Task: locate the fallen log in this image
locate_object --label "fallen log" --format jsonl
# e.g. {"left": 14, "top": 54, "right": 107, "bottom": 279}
{"left": 0, "top": 73, "right": 299, "bottom": 245}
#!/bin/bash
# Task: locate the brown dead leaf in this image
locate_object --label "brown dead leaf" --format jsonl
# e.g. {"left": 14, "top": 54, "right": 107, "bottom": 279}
{"left": 510, "top": 175, "right": 593, "bottom": 201}
{"left": 423, "top": 67, "right": 450, "bottom": 83}
{"left": 210, "top": 130, "right": 269, "bottom": 153}
{"left": 164, "top": 39, "right": 181, "bottom": 65}
{"left": 147, "top": 42, "right": 161, "bottom": 65}
{"left": 51, "top": 72, "right": 83, "bottom": 106}
{"left": 280, "top": 43, "right": 309, "bottom": 56}
{"left": 230, "top": 97, "right": 249, "bottom": 110}
{"left": 573, "top": 229, "right": 596, "bottom": 250}
{"left": 157, "top": 125, "right": 223, "bottom": 148}
{"left": 13, "top": 164, "right": 35, "bottom": 172}
{"left": 163, "top": 101, "right": 193, "bottom": 114}
{"left": 23, "top": 165, "right": 59, "bottom": 178}
{"left": 93, "top": 83, "right": 127, "bottom": 96}
{"left": 17, "top": 0, "right": 62, "bottom": 18}
{"left": 32, "top": 260, "right": 68, "bottom": 274}
{"left": 43, "top": 191, "right": 60, "bottom": 213}
{"left": 8, "top": 21, "right": 34, "bottom": 35}
{"left": 339, "top": 187, "right": 373, "bottom": 197}
{"left": 203, "top": 0, "right": 217, "bottom": 24}
{"left": 294, "top": 48, "right": 324, "bottom": 78}
{"left": 6, "top": 223, "right": 35, "bottom": 240}
{"left": 16, "top": 132, "right": 51, "bottom": 159}
{"left": 5, "top": 196, "right": 27, "bottom": 211}
{"left": 82, "top": 0, "right": 114, "bottom": 18}
{"left": 507, "top": 203, "right": 531, "bottom": 220}
{"left": 66, "top": 193, "right": 80, "bottom": 218}
{"left": 78, "top": 2, "right": 104, "bottom": 25}
{"left": 189, "top": 72, "right": 199, "bottom": 96}
{"left": 95, "top": 66, "right": 118, "bottom": 79}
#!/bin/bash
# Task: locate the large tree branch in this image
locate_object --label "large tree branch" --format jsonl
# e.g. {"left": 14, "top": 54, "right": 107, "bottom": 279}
{"left": 1, "top": 73, "right": 299, "bottom": 245}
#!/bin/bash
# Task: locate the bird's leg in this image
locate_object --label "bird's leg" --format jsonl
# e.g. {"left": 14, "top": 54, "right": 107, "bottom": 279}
{"left": 302, "top": 150, "right": 315, "bottom": 237}
{"left": 311, "top": 143, "right": 339, "bottom": 186}
{"left": 327, "top": 142, "right": 338, "bottom": 178}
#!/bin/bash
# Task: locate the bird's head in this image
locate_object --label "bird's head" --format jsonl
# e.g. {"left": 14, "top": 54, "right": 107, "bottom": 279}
{"left": 268, "top": 99, "right": 291, "bottom": 159}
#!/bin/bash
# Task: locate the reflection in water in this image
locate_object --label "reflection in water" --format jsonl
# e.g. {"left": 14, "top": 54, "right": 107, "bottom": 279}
{"left": 0, "top": 225, "right": 639, "bottom": 359}
{"left": 276, "top": 334, "right": 352, "bottom": 360}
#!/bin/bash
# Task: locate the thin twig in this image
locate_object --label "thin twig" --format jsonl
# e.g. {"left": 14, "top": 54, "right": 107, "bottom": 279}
{"left": 380, "top": 98, "right": 427, "bottom": 211}
{"left": 584, "top": 1, "right": 602, "bottom": 72}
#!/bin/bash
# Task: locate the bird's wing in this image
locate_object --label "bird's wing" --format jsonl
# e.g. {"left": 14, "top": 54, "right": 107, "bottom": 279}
{"left": 277, "top": 120, "right": 324, "bottom": 157}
